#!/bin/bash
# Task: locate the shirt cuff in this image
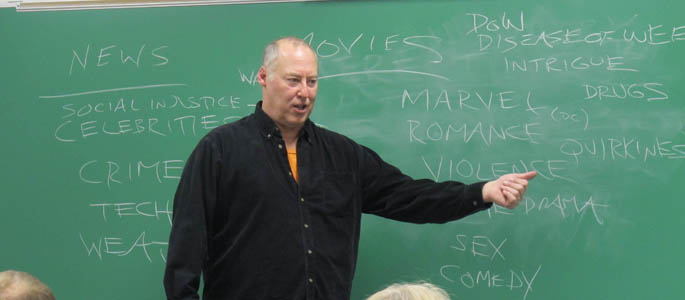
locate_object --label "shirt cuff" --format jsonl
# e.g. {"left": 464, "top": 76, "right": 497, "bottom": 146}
{"left": 469, "top": 181, "right": 493, "bottom": 211}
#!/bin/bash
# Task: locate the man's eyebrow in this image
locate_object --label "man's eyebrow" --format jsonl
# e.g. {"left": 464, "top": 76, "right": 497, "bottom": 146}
{"left": 285, "top": 73, "right": 318, "bottom": 78}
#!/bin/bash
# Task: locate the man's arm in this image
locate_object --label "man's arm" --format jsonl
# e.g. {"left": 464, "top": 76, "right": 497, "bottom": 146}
{"left": 357, "top": 144, "right": 537, "bottom": 222}
{"left": 164, "top": 136, "right": 221, "bottom": 300}
{"left": 358, "top": 144, "right": 491, "bottom": 223}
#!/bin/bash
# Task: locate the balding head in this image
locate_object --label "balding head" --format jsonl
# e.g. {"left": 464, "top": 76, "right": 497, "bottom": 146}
{"left": 262, "top": 37, "right": 317, "bottom": 76}
{"left": 0, "top": 270, "right": 55, "bottom": 300}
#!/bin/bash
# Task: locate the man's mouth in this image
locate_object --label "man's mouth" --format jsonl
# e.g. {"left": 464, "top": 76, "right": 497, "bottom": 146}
{"left": 293, "top": 104, "right": 307, "bottom": 112}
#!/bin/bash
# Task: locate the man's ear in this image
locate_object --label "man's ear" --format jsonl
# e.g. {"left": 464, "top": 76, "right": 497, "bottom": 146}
{"left": 257, "top": 66, "right": 268, "bottom": 87}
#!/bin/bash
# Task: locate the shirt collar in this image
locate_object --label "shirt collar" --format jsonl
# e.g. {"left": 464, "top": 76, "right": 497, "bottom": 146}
{"left": 254, "top": 101, "right": 314, "bottom": 144}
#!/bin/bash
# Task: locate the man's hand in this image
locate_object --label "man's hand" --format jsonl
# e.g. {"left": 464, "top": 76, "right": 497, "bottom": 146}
{"left": 482, "top": 171, "right": 537, "bottom": 209}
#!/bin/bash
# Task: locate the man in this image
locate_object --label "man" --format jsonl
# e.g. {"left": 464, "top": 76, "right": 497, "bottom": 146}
{"left": 0, "top": 270, "right": 56, "bottom": 300}
{"left": 164, "top": 37, "right": 535, "bottom": 300}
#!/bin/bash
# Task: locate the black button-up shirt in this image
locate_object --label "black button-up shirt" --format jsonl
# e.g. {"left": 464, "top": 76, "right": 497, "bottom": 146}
{"left": 163, "top": 102, "right": 491, "bottom": 300}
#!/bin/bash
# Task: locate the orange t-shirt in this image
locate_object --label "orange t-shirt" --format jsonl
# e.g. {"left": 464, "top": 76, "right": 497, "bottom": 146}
{"left": 287, "top": 149, "right": 298, "bottom": 183}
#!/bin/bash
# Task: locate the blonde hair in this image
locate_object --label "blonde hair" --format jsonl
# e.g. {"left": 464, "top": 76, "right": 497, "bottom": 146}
{"left": 0, "top": 270, "right": 55, "bottom": 300}
{"left": 366, "top": 282, "right": 450, "bottom": 300}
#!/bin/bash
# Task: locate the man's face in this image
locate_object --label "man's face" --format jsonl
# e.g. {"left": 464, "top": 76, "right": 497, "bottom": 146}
{"left": 259, "top": 43, "right": 318, "bottom": 133}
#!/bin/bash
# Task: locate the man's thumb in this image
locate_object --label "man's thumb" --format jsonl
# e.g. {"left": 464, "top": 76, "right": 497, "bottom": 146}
{"left": 519, "top": 171, "right": 537, "bottom": 180}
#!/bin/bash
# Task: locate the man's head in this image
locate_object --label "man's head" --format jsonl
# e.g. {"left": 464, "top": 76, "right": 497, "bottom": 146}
{"left": 258, "top": 37, "right": 318, "bottom": 135}
{"left": 0, "top": 270, "right": 55, "bottom": 300}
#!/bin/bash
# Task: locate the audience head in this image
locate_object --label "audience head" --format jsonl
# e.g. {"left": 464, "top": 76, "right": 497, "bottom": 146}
{"left": 366, "top": 282, "right": 450, "bottom": 300}
{"left": 0, "top": 270, "right": 55, "bottom": 300}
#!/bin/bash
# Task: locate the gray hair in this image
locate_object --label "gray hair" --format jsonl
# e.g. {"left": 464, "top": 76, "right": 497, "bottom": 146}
{"left": 366, "top": 282, "right": 451, "bottom": 300}
{"left": 0, "top": 270, "right": 56, "bottom": 300}
{"left": 262, "top": 36, "right": 316, "bottom": 73}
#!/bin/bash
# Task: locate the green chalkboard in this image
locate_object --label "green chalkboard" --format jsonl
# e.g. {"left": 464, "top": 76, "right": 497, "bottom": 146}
{"left": 1, "top": 1, "right": 684, "bottom": 299}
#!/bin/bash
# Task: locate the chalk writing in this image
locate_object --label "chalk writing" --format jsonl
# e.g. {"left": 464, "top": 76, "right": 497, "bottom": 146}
{"left": 59, "top": 96, "right": 243, "bottom": 117}
{"left": 560, "top": 136, "right": 685, "bottom": 163}
{"left": 53, "top": 94, "right": 248, "bottom": 142}
{"left": 238, "top": 69, "right": 259, "bottom": 86}
{"left": 583, "top": 82, "right": 669, "bottom": 101}
{"left": 440, "top": 264, "right": 542, "bottom": 300}
{"left": 466, "top": 12, "right": 685, "bottom": 53}
{"left": 504, "top": 55, "right": 638, "bottom": 72}
{"left": 303, "top": 32, "right": 444, "bottom": 63}
{"left": 89, "top": 200, "right": 172, "bottom": 225}
{"left": 549, "top": 107, "right": 589, "bottom": 131}
{"left": 486, "top": 194, "right": 609, "bottom": 225}
{"left": 79, "top": 232, "right": 167, "bottom": 263}
{"left": 466, "top": 12, "right": 525, "bottom": 35}
{"left": 79, "top": 159, "right": 183, "bottom": 189}
{"left": 401, "top": 89, "right": 536, "bottom": 113}
{"left": 450, "top": 234, "right": 507, "bottom": 261}
{"left": 408, "top": 121, "right": 542, "bottom": 145}
{"left": 69, "top": 44, "right": 169, "bottom": 76}
{"left": 422, "top": 156, "right": 576, "bottom": 183}
{"left": 39, "top": 84, "right": 187, "bottom": 99}
{"left": 61, "top": 98, "right": 142, "bottom": 117}
{"left": 55, "top": 114, "right": 242, "bottom": 142}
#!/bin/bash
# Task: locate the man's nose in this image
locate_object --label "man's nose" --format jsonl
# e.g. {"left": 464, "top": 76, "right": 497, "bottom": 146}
{"left": 298, "top": 80, "right": 311, "bottom": 99}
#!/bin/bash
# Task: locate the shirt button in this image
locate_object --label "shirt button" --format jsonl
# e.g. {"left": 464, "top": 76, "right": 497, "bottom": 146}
{"left": 304, "top": 224, "right": 309, "bottom": 228}
{"left": 308, "top": 278, "right": 313, "bottom": 283}
{"left": 278, "top": 144, "right": 283, "bottom": 149}
{"left": 300, "top": 197, "right": 305, "bottom": 202}
{"left": 308, "top": 249, "right": 313, "bottom": 255}
{"left": 267, "top": 133, "right": 271, "bottom": 138}
{"left": 288, "top": 171, "right": 292, "bottom": 176}
{"left": 473, "top": 201, "right": 478, "bottom": 206}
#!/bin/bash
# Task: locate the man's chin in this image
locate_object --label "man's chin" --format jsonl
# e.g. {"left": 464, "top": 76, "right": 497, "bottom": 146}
{"left": 280, "top": 118, "right": 308, "bottom": 130}
{"left": 291, "top": 113, "right": 310, "bottom": 122}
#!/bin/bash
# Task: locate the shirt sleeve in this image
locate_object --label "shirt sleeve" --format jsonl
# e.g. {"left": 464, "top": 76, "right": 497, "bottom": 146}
{"left": 164, "top": 135, "right": 222, "bottom": 300}
{"left": 358, "top": 145, "right": 492, "bottom": 223}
